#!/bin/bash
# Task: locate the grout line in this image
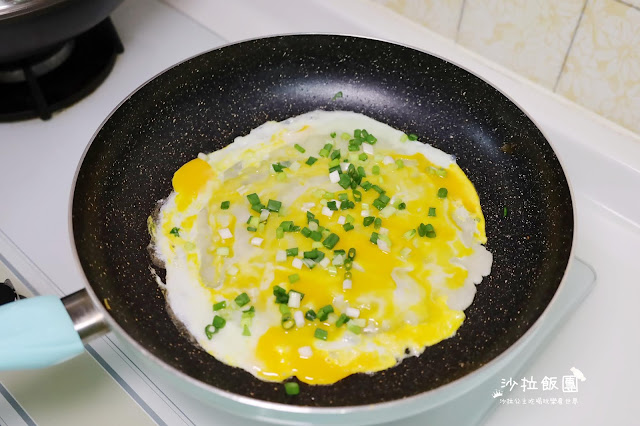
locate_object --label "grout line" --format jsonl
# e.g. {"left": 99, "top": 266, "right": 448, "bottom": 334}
{"left": 554, "top": 0, "right": 589, "bottom": 92}
{"left": 616, "top": 0, "right": 640, "bottom": 12}
{"left": 455, "top": 0, "right": 467, "bottom": 43}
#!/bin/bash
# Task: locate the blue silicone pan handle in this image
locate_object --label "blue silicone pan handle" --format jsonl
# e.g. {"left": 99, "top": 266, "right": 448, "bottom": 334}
{"left": 0, "top": 295, "right": 84, "bottom": 370}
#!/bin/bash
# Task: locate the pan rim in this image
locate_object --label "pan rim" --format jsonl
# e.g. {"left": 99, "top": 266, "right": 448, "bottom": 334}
{"left": 68, "top": 32, "right": 577, "bottom": 415}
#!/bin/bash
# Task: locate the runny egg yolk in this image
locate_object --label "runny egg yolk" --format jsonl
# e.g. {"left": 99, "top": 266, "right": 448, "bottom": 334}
{"left": 154, "top": 111, "right": 492, "bottom": 386}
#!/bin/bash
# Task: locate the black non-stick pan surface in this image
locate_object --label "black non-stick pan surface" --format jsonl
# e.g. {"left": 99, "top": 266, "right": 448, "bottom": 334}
{"left": 72, "top": 35, "right": 573, "bottom": 406}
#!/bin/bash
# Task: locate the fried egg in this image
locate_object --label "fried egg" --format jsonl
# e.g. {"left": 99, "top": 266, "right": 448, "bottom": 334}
{"left": 150, "top": 110, "right": 492, "bottom": 385}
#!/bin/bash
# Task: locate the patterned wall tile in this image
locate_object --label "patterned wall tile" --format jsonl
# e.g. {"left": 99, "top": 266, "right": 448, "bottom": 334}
{"left": 373, "top": 0, "right": 464, "bottom": 39}
{"left": 557, "top": 0, "right": 640, "bottom": 134}
{"left": 457, "top": 0, "right": 586, "bottom": 88}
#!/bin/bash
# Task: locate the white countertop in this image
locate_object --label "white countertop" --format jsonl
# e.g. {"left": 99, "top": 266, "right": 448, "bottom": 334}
{"left": 1, "top": 0, "right": 638, "bottom": 424}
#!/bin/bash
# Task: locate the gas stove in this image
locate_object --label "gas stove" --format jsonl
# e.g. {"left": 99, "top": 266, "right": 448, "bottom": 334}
{"left": 0, "top": 0, "right": 637, "bottom": 425}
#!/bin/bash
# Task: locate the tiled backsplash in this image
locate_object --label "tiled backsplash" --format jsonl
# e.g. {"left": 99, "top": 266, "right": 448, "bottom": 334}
{"left": 373, "top": 0, "right": 640, "bottom": 136}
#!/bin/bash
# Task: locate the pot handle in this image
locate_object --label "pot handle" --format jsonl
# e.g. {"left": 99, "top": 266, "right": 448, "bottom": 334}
{"left": 0, "top": 289, "right": 108, "bottom": 370}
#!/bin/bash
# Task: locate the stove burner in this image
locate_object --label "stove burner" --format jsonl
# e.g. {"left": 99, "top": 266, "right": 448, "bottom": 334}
{"left": 0, "top": 17, "right": 123, "bottom": 122}
{"left": 0, "top": 279, "right": 25, "bottom": 305}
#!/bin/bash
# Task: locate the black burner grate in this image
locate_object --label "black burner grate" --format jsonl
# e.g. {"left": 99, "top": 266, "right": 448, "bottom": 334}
{"left": 0, "top": 18, "right": 123, "bottom": 122}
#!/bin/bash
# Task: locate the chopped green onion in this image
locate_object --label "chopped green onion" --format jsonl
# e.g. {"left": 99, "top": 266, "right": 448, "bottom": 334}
{"left": 281, "top": 314, "right": 295, "bottom": 330}
{"left": 329, "top": 158, "right": 340, "bottom": 168}
{"left": 169, "top": 227, "right": 180, "bottom": 237}
{"left": 272, "top": 163, "right": 285, "bottom": 173}
{"left": 276, "top": 173, "right": 287, "bottom": 182}
{"left": 336, "top": 313, "right": 350, "bottom": 327}
{"left": 374, "top": 217, "right": 382, "bottom": 229}
{"left": 317, "top": 305, "right": 334, "bottom": 321}
{"left": 212, "top": 315, "right": 226, "bottom": 329}
{"left": 503, "top": 206, "right": 508, "bottom": 217}
{"left": 331, "top": 132, "right": 337, "bottom": 138}
{"left": 323, "top": 233, "right": 340, "bottom": 249}
{"left": 400, "top": 134, "right": 408, "bottom": 142}
{"left": 288, "top": 274, "right": 300, "bottom": 284}
{"left": 397, "top": 202, "right": 406, "bottom": 210}
{"left": 294, "top": 144, "right": 306, "bottom": 153}
{"left": 242, "top": 306, "right": 255, "bottom": 318}
{"left": 247, "top": 226, "right": 257, "bottom": 232}
{"left": 213, "top": 301, "right": 226, "bottom": 311}
{"left": 280, "top": 221, "right": 293, "bottom": 232}
{"left": 344, "top": 271, "right": 352, "bottom": 279}
{"left": 276, "top": 227, "right": 284, "bottom": 239}
{"left": 344, "top": 259, "right": 353, "bottom": 271}
{"left": 372, "top": 165, "right": 380, "bottom": 175}
{"left": 319, "top": 149, "right": 330, "bottom": 158}
{"left": 220, "top": 201, "right": 230, "bottom": 210}
{"left": 286, "top": 247, "right": 299, "bottom": 257}
{"left": 348, "top": 248, "right": 356, "bottom": 260}
{"left": 428, "top": 207, "right": 436, "bottom": 217}
{"left": 408, "top": 133, "right": 418, "bottom": 141}
{"left": 357, "top": 166, "right": 366, "bottom": 178}
{"left": 338, "top": 173, "right": 351, "bottom": 189}
{"left": 305, "top": 309, "right": 317, "bottom": 321}
{"left": 363, "top": 216, "right": 375, "bottom": 227}
{"left": 310, "top": 230, "right": 322, "bottom": 241}
{"left": 346, "top": 214, "right": 355, "bottom": 223}
{"left": 334, "top": 249, "right": 346, "bottom": 256}
{"left": 304, "top": 249, "right": 319, "bottom": 259}
{"left": 370, "top": 232, "right": 379, "bottom": 244}
{"left": 205, "top": 324, "right": 216, "bottom": 339}
{"left": 343, "top": 223, "right": 354, "bottom": 232}
{"left": 306, "top": 156, "right": 318, "bottom": 166}
{"left": 359, "top": 153, "right": 368, "bottom": 161}
{"left": 235, "top": 292, "right": 250, "bottom": 307}
{"left": 301, "top": 227, "right": 312, "bottom": 237}
{"left": 437, "top": 188, "right": 448, "bottom": 198}
{"left": 403, "top": 229, "right": 416, "bottom": 240}
{"left": 314, "top": 328, "right": 328, "bottom": 340}
{"left": 372, "top": 185, "right": 385, "bottom": 194}
{"left": 242, "top": 325, "right": 251, "bottom": 336}
{"left": 330, "top": 150, "right": 341, "bottom": 160}
{"left": 347, "top": 324, "right": 362, "bottom": 334}
{"left": 396, "top": 159, "right": 404, "bottom": 169}
{"left": 284, "top": 382, "right": 300, "bottom": 395}
{"left": 418, "top": 223, "right": 426, "bottom": 237}
{"left": 360, "top": 181, "right": 373, "bottom": 191}
{"left": 273, "top": 285, "right": 289, "bottom": 304}
{"left": 352, "top": 190, "right": 362, "bottom": 202}
{"left": 327, "top": 201, "right": 338, "bottom": 211}
{"left": 251, "top": 203, "right": 265, "bottom": 212}
{"left": 279, "top": 304, "right": 291, "bottom": 315}
{"left": 332, "top": 91, "right": 343, "bottom": 101}
{"left": 267, "top": 199, "right": 282, "bottom": 212}
{"left": 246, "top": 193, "right": 261, "bottom": 205}
{"left": 338, "top": 192, "right": 349, "bottom": 201}
{"left": 341, "top": 132, "right": 351, "bottom": 140}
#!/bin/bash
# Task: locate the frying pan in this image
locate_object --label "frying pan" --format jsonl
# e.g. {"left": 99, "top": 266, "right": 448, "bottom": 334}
{"left": 0, "top": 35, "right": 574, "bottom": 424}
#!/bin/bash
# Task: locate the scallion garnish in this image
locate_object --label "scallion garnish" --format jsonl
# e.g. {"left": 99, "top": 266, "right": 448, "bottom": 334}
{"left": 314, "top": 328, "right": 328, "bottom": 340}
{"left": 276, "top": 227, "right": 284, "bottom": 239}
{"left": 272, "top": 163, "right": 285, "bottom": 173}
{"left": 372, "top": 165, "right": 380, "bottom": 175}
{"left": 247, "top": 193, "right": 261, "bottom": 205}
{"left": 343, "top": 223, "right": 354, "bottom": 232}
{"left": 310, "top": 230, "right": 323, "bottom": 241}
{"left": 220, "top": 201, "right": 230, "bottom": 210}
{"left": 323, "top": 233, "right": 340, "bottom": 249}
{"left": 397, "top": 202, "right": 406, "bottom": 210}
{"left": 330, "top": 132, "right": 337, "bottom": 138}
{"left": 242, "top": 306, "right": 255, "bottom": 318}
{"left": 317, "top": 305, "right": 334, "bottom": 321}
{"left": 205, "top": 324, "right": 216, "bottom": 339}
{"left": 306, "top": 156, "right": 318, "bottom": 166}
{"left": 361, "top": 181, "right": 372, "bottom": 191}
{"left": 294, "top": 144, "right": 306, "bottom": 153}
{"left": 437, "top": 188, "right": 448, "bottom": 198}
{"left": 327, "top": 201, "right": 338, "bottom": 211}
{"left": 359, "top": 153, "right": 368, "bottom": 161}
{"left": 336, "top": 313, "right": 350, "bottom": 327}
{"left": 267, "top": 199, "right": 282, "bottom": 212}
{"left": 286, "top": 247, "right": 299, "bottom": 257}
{"left": 408, "top": 133, "right": 418, "bottom": 141}
{"left": 503, "top": 206, "right": 508, "bottom": 217}
{"left": 428, "top": 207, "right": 436, "bottom": 217}
{"left": 213, "top": 301, "right": 226, "bottom": 311}
{"left": 370, "top": 232, "right": 379, "bottom": 244}
{"left": 372, "top": 184, "right": 385, "bottom": 194}
{"left": 348, "top": 248, "right": 356, "bottom": 260}
{"left": 363, "top": 216, "right": 374, "bottom": 227}
{"left": 289, "top": 274, "right": 300, "bottom": 284}
{"left": 284, "top": 382, "right": 300, "bottom": 395}
{"left": 273, "top": 285, "right": 289, "bottom": 304}
{"left": 347, "top": 324, "right": 362, "bottom": 334}
{"left": 235, "top": 292, "right": 250, "bottom": 307}
{"left": 212, "top": 315, "right": 226, "bottom": 329}
{"left": 374, "top": 218, "right": 382, "bottom": 229}
{"left": 338, "top": 173, "right": 351, "bottom": 189}
{"left": 169, "top": 227, "right": 180, "bottom": 237}
{"left": 305, "top": 309, "right": 317, "bottom": 321}
{"left": 279, "top": 304, "right": 291, "bottom": 315}
{"left": 242, "top": 325, "right": 251, "bottom": 336}
{"left": 332, "top": 91, "right": 343, "bottom": 101}
{"left": 281, "top": 314, "right": 295, "bottom": 330}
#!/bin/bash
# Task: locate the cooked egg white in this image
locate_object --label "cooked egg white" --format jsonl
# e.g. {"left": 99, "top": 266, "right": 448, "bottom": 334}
{"left": 151, "top": 110, "right": 492, "bottom": 385}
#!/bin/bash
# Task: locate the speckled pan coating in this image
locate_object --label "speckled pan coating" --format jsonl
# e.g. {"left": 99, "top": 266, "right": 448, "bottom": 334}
{"left": 72, "top": 35, "right": 573, "bottom": 406}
